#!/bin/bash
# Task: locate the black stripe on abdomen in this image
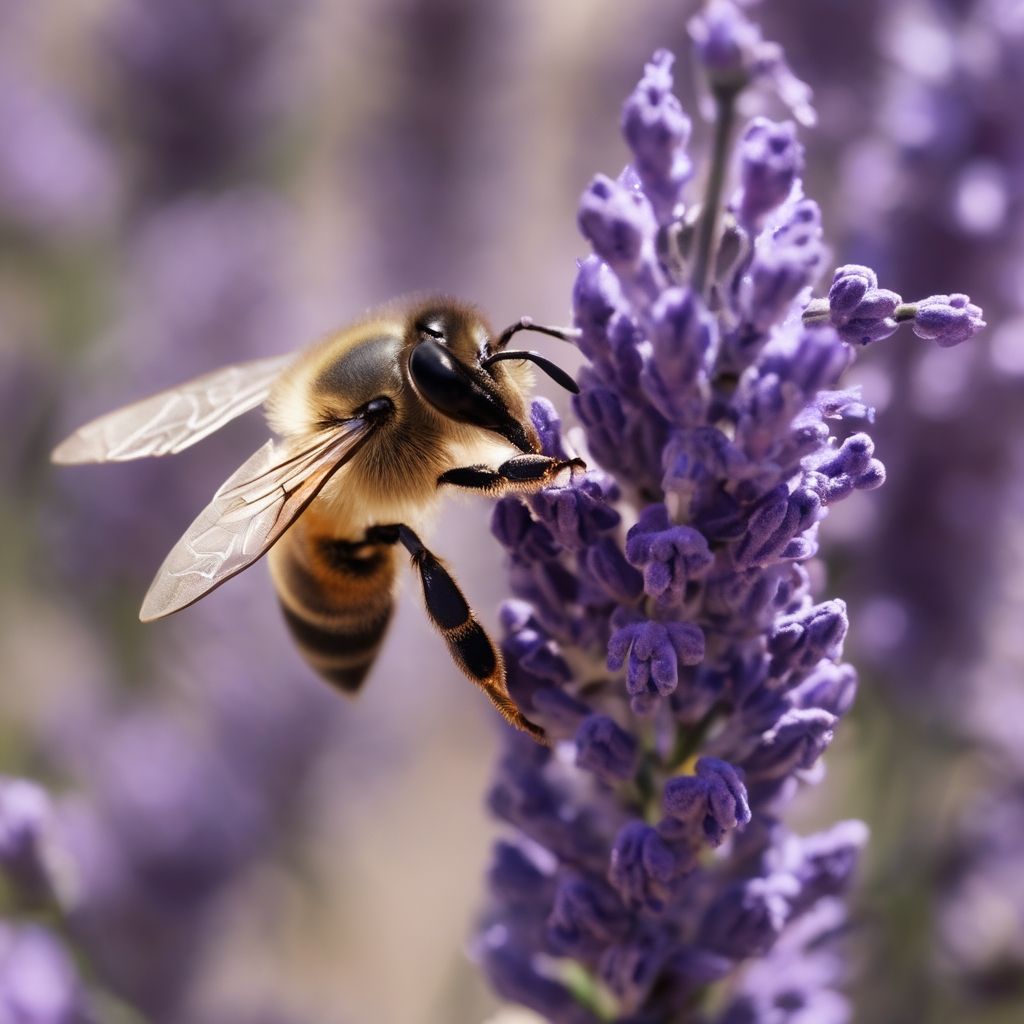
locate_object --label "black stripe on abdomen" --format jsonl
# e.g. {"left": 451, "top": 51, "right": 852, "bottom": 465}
{"left": 280, "top": 603, "right": 390, "bottom": 660}
{"left": 279, "top": 599, "right": 392, "bottom": 694}
{"left": 273, "top": 532, "right": 395, "bottom": 695}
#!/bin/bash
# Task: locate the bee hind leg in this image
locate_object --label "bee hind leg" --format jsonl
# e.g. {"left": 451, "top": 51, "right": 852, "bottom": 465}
{"left": 364, "top": 523, "right": 547, "bottom": 743}
{"left": 437, "top": 454, "right": 586, "bottom": 496}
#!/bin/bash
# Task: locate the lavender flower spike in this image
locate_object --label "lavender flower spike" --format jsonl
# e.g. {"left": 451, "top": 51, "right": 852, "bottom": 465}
{"left": 478, "top": 7, "right": 982, "bottom": 1022}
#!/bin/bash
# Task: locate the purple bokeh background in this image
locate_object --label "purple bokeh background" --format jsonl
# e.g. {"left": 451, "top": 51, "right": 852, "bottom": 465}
{"left": 1, "top": 1, "right": 1022, "bottom": 1022}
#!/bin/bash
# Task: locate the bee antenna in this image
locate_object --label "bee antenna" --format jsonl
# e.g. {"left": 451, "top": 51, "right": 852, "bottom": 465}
{"left": 493, "top": 316, "right": 581, "bottom": 352}
{"left": 481, "top": 349, "right": 580, "bottom": 394}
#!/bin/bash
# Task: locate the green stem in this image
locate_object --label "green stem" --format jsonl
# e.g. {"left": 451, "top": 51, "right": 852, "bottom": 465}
{"left": 690, "top": 88, "right": 739, "bottom": 299}
{"left": 666, "top": 703, "right": 724, "bottom": 771}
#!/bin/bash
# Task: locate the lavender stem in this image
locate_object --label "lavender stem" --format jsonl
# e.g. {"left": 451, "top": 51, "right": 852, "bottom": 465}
{"left": 690, "top": 87, "right": 738, "bottom": 298}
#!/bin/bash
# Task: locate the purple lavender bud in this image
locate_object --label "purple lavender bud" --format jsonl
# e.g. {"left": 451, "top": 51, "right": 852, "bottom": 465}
{"left": 491, "top": 498, "right": 561, "bottom": 563}
{"left": 768, "top": 601, "right": 848, "bottom": 681}
{"left": 705, "top": 566, "right": 787, "bottom": 622}
{"left": 790, "top": 662, "right": 858, "bottom": 717}
{"left": 737, "top": 331, "right": 852, "bottom": 464}
{"left": 531, "top": 397, "right": 573, "bottom": 461}
{"left": 492, "top": 515, "right": 554, "bottom": 567}
{"left": 488, "top": 841, "right": 554, "bottom": 902}
{"left": 688, "top": 1, "right": 814, "bottom": 124}
{"left": 641, "top": 288, "right": 714, "bottom": 426}
{"left": 699, "top": 875, "right": 799, "bottom": 959}
{"left": 548, "top": 874, "right": 630, "bottom": 957}
{"left": 736, "top": 199, "right": 825, "bottom": 336}
{"left": 609, "top": 821, "right": 687, "bottom": 912}
{"left": 827, "top": 265, "right": 901, "bottom": 346}
{"left": 734, "top": 486, "right": 821, "bottom": 569}
{"left": 911, "top": 292, "right": 986, "bottom": 347}
{"left": 735, "top": 118, "right": 804, "bottom": 229}
{"left": 662, "top": 426, "right": 749, "bottom": 523}
{"left": 807, "top": 433, "right": 886, "bottom": 504}
{"left": 572, "top": 387, "right": 629, "bottom": 478}
{"left": 788, "top": 821, "right": 869, "bottom": 914}
{"left": 605, "top": 316, "right": 646, "bottom": 395}
{"left": 776, "top": 329, "right": 855, "bottom": 398}
{"left": 500, "top": 603, "right": 573, "bottom": 687}
{"left": 530, "top": 474, "right": 621, "bottom": 551}
{"left": 716, "top": 898, "right": 852, "bottom": 1023}
{"left": 519, "top": 642, "right": 574, "bottom": 688}
{"left": 621, "top": 50, "right": 692, "bottom": 224}
{"left": 573, "top": 255, "right": 625, "bottom": 362}
{"left": 575, "top": 715, "right": 639, "bottom": 783}
{"left": 742, "top": 708, "right": 837, "bottom": 780}
{"left": 688, "top": 0, "right": 765, "bottom": 85}
{"left": 600, "top": 927, "right": 672, "bottom": 1011}
{"left": 584, "top": 537, "right": 644, "bottom": 604}
{"left": 625, "top": 504, "right": 714, "bottom": 606}
{"left": 0, "top": 924, "right": 90, "bottom": 1023}
{"left": 578, "top": 174, "right": 662, "bottom": 306}
{"left": 826, "top": 265, "right": 876, "bottom": 317}
{"left": 662, "top": 757, "right": 752, "bottom": 847}
{"left": 479, "top": 935, "right": 602, "bottom": 1024}
{"left": 531, "top": 687, "right": 590, "bottom": 735}
{"left": 608, "top": 614, "right": 706, "bottom": 708}
{"left": 665, "top": 947, "right": 736, "bottom": 991}
{"left": 488, "top": 757, "right": 562, "bottom": 836}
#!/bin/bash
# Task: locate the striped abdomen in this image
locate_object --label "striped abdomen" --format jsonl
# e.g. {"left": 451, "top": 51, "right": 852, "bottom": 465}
{"left": 269, "top": 515, "right": 396, "bottom": 694}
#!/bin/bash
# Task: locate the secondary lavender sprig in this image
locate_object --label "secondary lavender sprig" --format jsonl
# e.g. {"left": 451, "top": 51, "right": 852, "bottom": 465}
{"left": 476, "top": 3, "right": 982, "bottom": 1021}
{"left": 0, "top": 777, "right": 93, "bottom": 1024}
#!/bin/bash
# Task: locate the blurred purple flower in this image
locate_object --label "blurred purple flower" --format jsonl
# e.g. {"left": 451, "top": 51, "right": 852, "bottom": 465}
{"left": 101, "top": 0, "right": 311, "bottom": 191}
{"left": 0, "top": 72, "right": 118, "bottom": 240}
{"left": 938, "top": 783, "right": 1024, "bottom": 986}
{"left": 0, "top": 924, "right": 92, "bottom": 1024}
{"left": 0, "top": 777, "right": 62, "bottom": 903}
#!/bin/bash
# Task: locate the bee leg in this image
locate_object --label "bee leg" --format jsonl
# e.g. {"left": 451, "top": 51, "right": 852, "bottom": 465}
{"left": 364, "top": 523, "right": 548, "bottom": 743}
{"left": 437, "top": 455, "right": 586, "bottom": 496}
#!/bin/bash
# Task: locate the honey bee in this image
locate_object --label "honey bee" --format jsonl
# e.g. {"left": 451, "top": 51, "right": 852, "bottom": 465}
{"left": 52, "top": 297, "right": 585, "bottom": 742}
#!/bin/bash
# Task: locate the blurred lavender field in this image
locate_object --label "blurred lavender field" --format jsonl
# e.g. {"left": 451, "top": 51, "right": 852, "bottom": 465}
{"left": 1, "top": 2, "right": 1022, "bottom": 1023}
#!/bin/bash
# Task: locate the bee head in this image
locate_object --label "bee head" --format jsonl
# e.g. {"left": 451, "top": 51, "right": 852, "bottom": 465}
{"left": 407, "top": 305, "right": 533, "bottom": 451}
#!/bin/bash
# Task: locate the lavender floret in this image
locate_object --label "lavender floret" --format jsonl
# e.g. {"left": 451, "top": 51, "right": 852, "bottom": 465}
{"left": 910, "top": 292, "right": 986, "bottom": 348}
{"left": 479, "top": 11, "right": 982, "bottom": 1021}
{"left": 621, "top": 50, "right": 693, "bottom": 225}
{"left": 734, "top": 118, "right": 804, "bottom": 231}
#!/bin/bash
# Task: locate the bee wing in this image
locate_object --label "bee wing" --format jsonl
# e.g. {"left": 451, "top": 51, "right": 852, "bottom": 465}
{"left": 139, "top": 418, "right": 374, "bottom": 622}
{"left": 51, "top": 354, "right": 292, "bottom": 465}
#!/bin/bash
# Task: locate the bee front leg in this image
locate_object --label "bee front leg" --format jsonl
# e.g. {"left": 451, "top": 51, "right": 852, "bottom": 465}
{"left": 437, "top": 455, "right": 586, "bottom": 496}
{"left": 365, "top": 523, "right": 547, "bottom": 743}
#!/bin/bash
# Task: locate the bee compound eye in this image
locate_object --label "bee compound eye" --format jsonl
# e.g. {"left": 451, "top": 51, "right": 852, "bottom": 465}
{"left": 409, "top": 339, "right": 502, "bottom": 428}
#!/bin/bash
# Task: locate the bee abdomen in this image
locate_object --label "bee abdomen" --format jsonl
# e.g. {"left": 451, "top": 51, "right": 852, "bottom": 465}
{"left": 270, "top": 532, "right": 396, "bottom": 694}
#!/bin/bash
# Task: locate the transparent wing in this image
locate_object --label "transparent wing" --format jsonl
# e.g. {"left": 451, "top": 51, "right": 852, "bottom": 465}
{"left": 51, "top": 354, "right": 292, "bottom": 465}
{"left": 139, "top": 418, "right": 374, "bottom": 622}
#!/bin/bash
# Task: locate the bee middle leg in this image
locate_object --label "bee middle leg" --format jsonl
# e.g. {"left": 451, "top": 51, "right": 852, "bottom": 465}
{"left": 364, "top": 523, "right": 547, "bottom": 743}
{"left": 437, "top": 454, "right": 586, "bottom": 496}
